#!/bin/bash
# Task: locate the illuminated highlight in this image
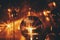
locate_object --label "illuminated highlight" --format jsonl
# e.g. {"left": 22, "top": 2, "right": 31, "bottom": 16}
{"left": 25, "top": 26, "right": 38, "bottom": 40}
{"left": 46, "top": 17, "right": 50, "bottom": 21}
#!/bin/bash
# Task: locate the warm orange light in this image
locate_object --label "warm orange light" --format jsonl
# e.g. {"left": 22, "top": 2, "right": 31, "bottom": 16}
{"left": 46, "top": 17, "right": 50, "bottom": 21}
{"left": 27, "top": 8, "right": 31, "bottom": 16}
{"left": 25, "top": 26, "right": 38, "bottom": 40}
{"left": 53, "top": 2, "right": 56, "bottom": 7}
{"left": 43, "top": 10, "right": 51, "bottom": 16}
{"left": 26, "top": 26, "right": 36, "bottom": 35}
{"left": 0, "top": 29, "right": 2, "bottom": 32}
{"left": 20, "top": 35, "right": 26, "bottom": 40}
{"left": 6, "top": 22, "right": 13, "bottom": 36}
{"left": 27, "top": 11, "right": 30, "bottom": 16}
{"left": 0, "top": 23, "right": 6, "bottom": 32}
{"left": 48, "top": 2, "right": 56, "bottom": 8}
{"left": 11, "top": 14, "right": 13, "bottom": 17}
{"left": 8, "top": 8, "right": 12, "bottom": 12}
{"left": 4, "top": 18, "right": 23, "bottom": 38}
{"left": 6, "top": 23, "right": 13, "bottom": 29}
{"left": 8, "top": 8, "right": 12, "bottom": 18}
{"left": 43, "top": 11, "right": 48, "bottom": 16}
{"left": 6, "top": 18, "right": 23, "bottom": 31}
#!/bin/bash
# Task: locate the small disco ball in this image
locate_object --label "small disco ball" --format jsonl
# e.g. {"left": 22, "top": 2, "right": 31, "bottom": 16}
{"left": 20, "top": 16, "right": 44, "bottom": 40}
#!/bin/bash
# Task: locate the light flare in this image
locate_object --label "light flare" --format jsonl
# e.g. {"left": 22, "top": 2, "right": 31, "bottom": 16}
{"left": 4, "top": 18, "right": 23, "bottom": 38}
{"left": 25, "top": 26, "right": 38, "bottom": 40}
{"left": 0, "top": 23, "right": 6, "bottom": 32}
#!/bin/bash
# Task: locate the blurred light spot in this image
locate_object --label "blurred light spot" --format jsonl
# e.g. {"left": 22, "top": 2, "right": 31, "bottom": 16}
{"left": 48, "top": 2, "right": 56, "bottom": 8}
{"left": 43, "top": 11, "right": 48, "bottom": 16}
{"left": 36, "top": 37, "right": 38, "bottom": 39}
{"left": 43, "top": 10, "right": 51, "bottom": 16}
{"left": 30, "top": 37, "right": 33, "bottom": 40}
{"left": 53, "top": 2, "right": 56, "bottom": 7}
{"left": 26, "top": 26, "right": 38, "bottom": 40}
{"left": 8, "top": 8, "right": 12, "bottom": 12}
{"left": 27, "top": 11, "right": 30, "bottom": 16}
{"left": 0, "top": 29, "right": 2, "bottom": 32}
{"left": 46, "top": 17, "right": 50, "bottom": 21}
{"left": 11, "top": 14, "right": 13, "bottom": 17}
{"left": 50, "top": 26, "right": 52, "bottom": 31}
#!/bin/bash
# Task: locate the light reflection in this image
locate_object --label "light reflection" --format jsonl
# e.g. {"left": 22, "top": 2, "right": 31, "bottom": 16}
{"left": 20, "top": 35, "right": 26, "bottom": 40}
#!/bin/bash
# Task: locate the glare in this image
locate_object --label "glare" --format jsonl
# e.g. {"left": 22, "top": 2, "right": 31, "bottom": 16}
{"left": 25, "top": 26, "right": 38, "bottom": 40}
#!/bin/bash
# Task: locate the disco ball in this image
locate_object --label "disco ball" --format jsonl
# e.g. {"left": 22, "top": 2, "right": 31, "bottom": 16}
{"left": 20, "top": 16, "right": 44, "bottom": 40}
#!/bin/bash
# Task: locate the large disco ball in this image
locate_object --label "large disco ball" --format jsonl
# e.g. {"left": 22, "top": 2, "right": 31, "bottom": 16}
{"left": 20, "top": 16, "right": 44, "bottom": 40}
